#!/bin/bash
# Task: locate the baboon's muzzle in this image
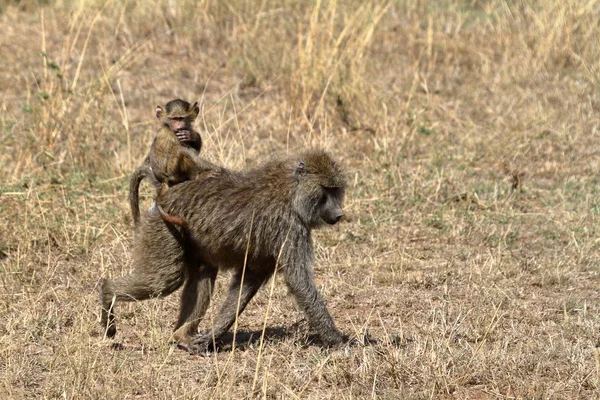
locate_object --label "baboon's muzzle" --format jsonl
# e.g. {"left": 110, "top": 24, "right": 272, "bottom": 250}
{"left": 324, "top": 211, "right": 344, "bottom": 225}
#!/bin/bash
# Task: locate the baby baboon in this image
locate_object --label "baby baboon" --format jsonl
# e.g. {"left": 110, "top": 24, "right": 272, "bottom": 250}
{"left": 129, "top": 99, "right": 207, "bottom": 227}
{"left": 100, "top": 149, "right": 347, "bottom": 352}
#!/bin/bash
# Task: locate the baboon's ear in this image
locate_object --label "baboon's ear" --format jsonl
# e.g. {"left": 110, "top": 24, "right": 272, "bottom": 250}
{"left": 190, "top": 102, "right": 200, "bottom": 119}
{"left": 294, "top": 161, "right": 306, "bottom": 179}
{"left": 156, "top": 106, "right": 164, "bottom": 120}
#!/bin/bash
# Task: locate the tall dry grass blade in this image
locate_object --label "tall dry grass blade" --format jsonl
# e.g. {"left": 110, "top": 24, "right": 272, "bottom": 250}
{"left": 71, "top": 0, "right": 113, "bottom": 92}
{"left": 116, "top": 80, "right": 131, "bottom": 169}
{"left": 40, "top": 8, "right": 47, "bottom": 82}
{"left": 250, "top": 227, "right": 292, "bottom": 397}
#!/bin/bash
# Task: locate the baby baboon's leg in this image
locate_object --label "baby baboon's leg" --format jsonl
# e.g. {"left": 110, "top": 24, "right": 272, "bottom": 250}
{"left": 187, "top": 269, "right": 268, "bottom": 352}
{"left": 178, "top": 151, "right": 201, "bottom": 181}
{"left": 172, "top": 265, "right": 218, "bottom": 344}
{"left": 99, "top": 261, "right": 186, "bottom": 338}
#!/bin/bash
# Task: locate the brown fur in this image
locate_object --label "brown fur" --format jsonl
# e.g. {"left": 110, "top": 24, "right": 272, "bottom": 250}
{"left": 129, "top": 99, "right": 205, "bottom": 227}
{"left": 100, "top": 149, "right": 347, "bottom": 352}
{"left": 156, "top": 183, "right": 188, "bottom": 227}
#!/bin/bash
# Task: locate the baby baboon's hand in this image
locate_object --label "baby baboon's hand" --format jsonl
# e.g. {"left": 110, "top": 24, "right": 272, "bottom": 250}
{"left": 176, "top": 130, "right": 192, "bottom": 143}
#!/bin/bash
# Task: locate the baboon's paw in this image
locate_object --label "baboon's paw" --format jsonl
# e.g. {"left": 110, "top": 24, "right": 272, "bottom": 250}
{"left": 186, "top": 335, "right": 217, "bottom": 355}
{"left": 175, "top": 341, "right": 194, "bottom": 353}
{"left": 309, "top": 330, "right": 346, "bottom": 348}
{"left": 102, "top": 324, "right": 116, "bottom": 339}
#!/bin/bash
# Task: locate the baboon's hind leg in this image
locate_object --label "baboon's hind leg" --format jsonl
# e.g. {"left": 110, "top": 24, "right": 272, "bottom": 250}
{"left": 99, "top": 264, "right": 185, "bottom": 338}
{"left": 172, "top": 265, "right": 218, "bottom": 344}
{"left": 187, "top": 269, "right": 269, "bottom": 353}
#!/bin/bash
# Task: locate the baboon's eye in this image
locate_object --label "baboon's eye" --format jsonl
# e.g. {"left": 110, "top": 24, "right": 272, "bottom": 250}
{"left": 319, "top": 194, "right": 328, "bottom": 205}
{"left": 319, "top": 187, "right": 337, "bottom": 205}
{"left": 322, "top": 187, "right": 340, "bottom": 197}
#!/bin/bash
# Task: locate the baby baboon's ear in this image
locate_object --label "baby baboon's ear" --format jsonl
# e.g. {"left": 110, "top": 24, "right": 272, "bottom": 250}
{"left": 156, "top": 106, "right": 164, "bottom": 120}
{"left": 190, "top": 102, "right": 200, "bottom": 119}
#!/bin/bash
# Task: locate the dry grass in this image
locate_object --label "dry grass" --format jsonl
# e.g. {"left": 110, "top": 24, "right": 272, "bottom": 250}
{"left": 1, "top": 0, "right": 600, "bottom": 398}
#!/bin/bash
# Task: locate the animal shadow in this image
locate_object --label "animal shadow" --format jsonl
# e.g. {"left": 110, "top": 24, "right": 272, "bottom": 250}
{"left": 202, "top": 326, "right": 289, "bottom": 353}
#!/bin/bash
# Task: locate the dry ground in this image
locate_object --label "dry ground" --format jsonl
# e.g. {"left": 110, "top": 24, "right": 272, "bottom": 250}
{"left": 1, "top": 0, "right": 599, "bottom": 398}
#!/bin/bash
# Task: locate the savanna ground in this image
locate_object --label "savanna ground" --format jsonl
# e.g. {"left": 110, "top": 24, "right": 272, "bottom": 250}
{"left": 1, "top": 0, "right": 599, "bottom": 398}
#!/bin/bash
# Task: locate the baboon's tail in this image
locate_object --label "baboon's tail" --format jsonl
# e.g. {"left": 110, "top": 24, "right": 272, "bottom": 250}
{"left": 156, "top": 182, "right": 188, "bottom": 227}
{"left": 129, "top": 165, "right": 150, "bottom": 227}
{"left": 157, "top": 205, "right": 188, "bottom": 227}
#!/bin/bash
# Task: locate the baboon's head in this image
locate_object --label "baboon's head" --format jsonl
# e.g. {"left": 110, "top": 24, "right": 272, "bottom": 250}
{"left": 156, "top": 99, "right": 200, "bottom": 132}
{"left": 292, "top": 150, "right": 346, "bottom": 228}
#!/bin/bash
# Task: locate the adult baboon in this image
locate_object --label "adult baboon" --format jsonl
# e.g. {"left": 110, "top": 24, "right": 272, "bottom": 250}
{"left": 99, "top": 149, "right": 347, "bottom": 352}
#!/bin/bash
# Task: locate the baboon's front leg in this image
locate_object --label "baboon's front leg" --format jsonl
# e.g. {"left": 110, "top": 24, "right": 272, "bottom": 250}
{"left": 186, "top": 269, "right": 267, "bottom": 354}
{"left": 283, "top": 258, "right": 344, "bottom": 347}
